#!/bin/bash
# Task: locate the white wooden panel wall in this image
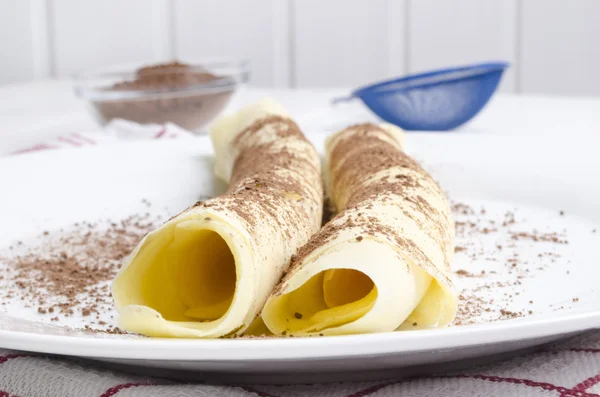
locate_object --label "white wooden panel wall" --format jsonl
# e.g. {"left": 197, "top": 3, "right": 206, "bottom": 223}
{"left": 173, "top": 0, "right": 289, "bottom": 87}
{"left": 52, "top": 0, "right": 156, "bottom": 77}
{"left": 408, "top": 0, "right": 517, "bottom": 93}
{"left": 1, "top": 0, "right": 600, "bottom": 96}
{"left": 0, "top": 0, "right": 34, "bottom": 84}
{"left": 521, "top": 0, "right": 600, "bottom": 96}
{"left": 292, "top": 0, "right": 400, "bottom": 87}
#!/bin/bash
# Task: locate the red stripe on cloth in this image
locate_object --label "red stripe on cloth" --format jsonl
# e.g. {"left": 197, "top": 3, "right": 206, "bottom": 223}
{"left": 0, "top": 354, "right": 28, "bottom": 365}
{"left": 347, "top": 374, "right": 600, "bottom": 397}
{"left": 346, "top": 382, "right": 394, "bottom": 397}
{"left": 545, "top": 348, "right": 600, "bottom": 355}
{"left": 0, "top": 391, "right": 19, "bottom": 397}
{"left": 568, "top": 348, "right": 600, "bottom": 354}
{"left": 240, "top": 386, "right": 282, "bottom": 397}
{"left": 571, "top": 373, "right": 600, "bottom": 393}
{"left": 455, "top": 374, "right": 600, "bottom": 397}
{"left": 72, "top": 132, "right": 97, "bottom": 145}
{"left": 98, "top": 382, "right": 153, "bottom": 397}
{"left": 11, "top": 143, "right": 58, "bottom": 155}
{"left": 58, "top": 136, "right": 82, "bottom": 147}
{"left": 154, "top": 128, "right": 167, "bottom": 139}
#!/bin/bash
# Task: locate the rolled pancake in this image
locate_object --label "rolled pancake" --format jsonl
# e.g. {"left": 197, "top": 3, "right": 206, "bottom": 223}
{"left": 262, "top": 123, "right": 457, "bottom": 336}
{"left": 112, "top": 99, "right": 323, "bottom": 338}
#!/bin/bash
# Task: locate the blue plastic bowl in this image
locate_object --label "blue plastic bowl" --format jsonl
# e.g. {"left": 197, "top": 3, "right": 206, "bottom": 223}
{"left": 335, "top": 61, "right": 509, "bottom": 131}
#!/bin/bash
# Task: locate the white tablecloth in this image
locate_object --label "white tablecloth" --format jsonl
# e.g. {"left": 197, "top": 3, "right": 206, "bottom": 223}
{"left": 1, "top": 81, "right": 599, "bottom": 153}
{"left": 1, "top": 81, "right": 600, "bottom": 397}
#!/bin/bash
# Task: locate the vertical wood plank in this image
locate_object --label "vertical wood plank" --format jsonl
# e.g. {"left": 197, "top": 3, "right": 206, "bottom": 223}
{"left": 0, "top": 0, "right": 34, "bottom": 84}
{"left": 150, "top": 0, "right": 175, "bottom": 62}
{"left": 408, "top": 0, "right": 517, "bottom": 92}
{"left": 51, "top": 0, "right": 156, "bottom": 76}
{"left": 521, "top": 0, "right": 600, "bottom": 96}
{"left": 292, "top": 0, "right": 397, "bottom": 88}
{"left": 387, "top": 0, "right": 407, "bottom": 78}
{"left": 173, "top": 0, "right": 287, "bottom": 87}
{"left": 271, "top": 0, "right": 292, "bottom": 87}
{"left": 30, "top": 0, "right": 53, "bottom": 79}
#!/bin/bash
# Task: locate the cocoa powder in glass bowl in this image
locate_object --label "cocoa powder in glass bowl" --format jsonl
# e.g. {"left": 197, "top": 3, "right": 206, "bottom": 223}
{"left": 74, "top": 60, "right": 249, "bottom": 132}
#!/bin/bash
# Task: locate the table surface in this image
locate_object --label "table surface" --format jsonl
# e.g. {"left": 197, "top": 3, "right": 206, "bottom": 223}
{"left": 1, "top": 82, "right": 600, "bottom": 396}
{"left": 1, "top": 81, "right": 599, "bottom": 151}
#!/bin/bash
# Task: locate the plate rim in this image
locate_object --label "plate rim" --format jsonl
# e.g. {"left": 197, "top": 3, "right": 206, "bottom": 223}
{"left": 1, "top": 311, "right": 598, "bottom": 361}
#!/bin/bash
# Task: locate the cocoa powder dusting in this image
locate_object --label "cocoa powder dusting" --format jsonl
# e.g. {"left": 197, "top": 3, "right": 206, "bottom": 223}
{"left": 451, "top": 200, "right": 575, "bottom": 326}
{"left": 197, "top": 114, "right": 323, "bottom": 301}
{"left": 281, "top": 123, "right": 452, "bottom": 284}
{"left": 0, "top": 213, "right": 161, "bottom": 333}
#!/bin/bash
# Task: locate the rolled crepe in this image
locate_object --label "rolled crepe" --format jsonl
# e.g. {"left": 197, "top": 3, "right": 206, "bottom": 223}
{"left": 262, "top": 123, "right": 457, "bottom": 336}
{"left": 112, "top": 99, "right": 323, "bottom": 338}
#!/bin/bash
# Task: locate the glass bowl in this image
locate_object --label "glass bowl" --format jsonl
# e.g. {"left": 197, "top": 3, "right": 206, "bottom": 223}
{"left": 74, "top": 60, "right": 249, "bottom": 132}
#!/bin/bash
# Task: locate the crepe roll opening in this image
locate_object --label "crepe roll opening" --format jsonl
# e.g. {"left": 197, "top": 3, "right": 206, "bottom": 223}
{"left": 264, "top": 269, "right": 377, "bottom": 334}
{"left": 168, "top": 221, "right": 236, "bottom": 321}
{"left": 323, "top": 269, "right": 374, "bottom": 307}
{"left": 114, "top": 217, "right": 238, "bottom": 323}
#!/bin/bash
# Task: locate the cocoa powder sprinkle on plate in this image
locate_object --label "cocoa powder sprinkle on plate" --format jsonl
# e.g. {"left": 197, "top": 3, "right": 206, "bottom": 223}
{"left": 0, "top": 213, "right": 161, "bottom": 329}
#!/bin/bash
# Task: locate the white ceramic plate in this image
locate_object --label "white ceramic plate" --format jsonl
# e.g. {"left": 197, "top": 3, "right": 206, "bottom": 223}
{"left": 0, "top": 134, "right": 599, "bottom": 384}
